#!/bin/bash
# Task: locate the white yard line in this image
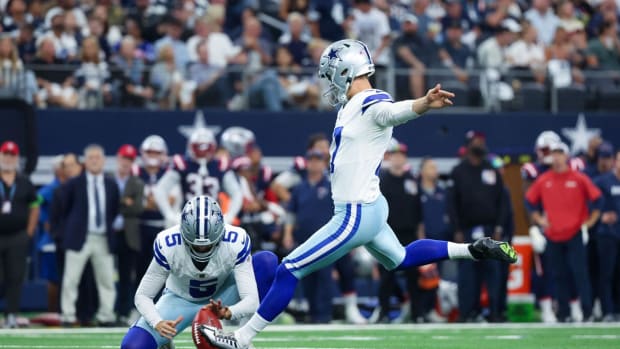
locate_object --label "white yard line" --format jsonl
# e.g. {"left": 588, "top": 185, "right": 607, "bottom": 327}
{"left": 572, "top": 335, "right": 620, "bottom": 339}
{"left": 0, "top": 322, "right": 618, "bottom": 336}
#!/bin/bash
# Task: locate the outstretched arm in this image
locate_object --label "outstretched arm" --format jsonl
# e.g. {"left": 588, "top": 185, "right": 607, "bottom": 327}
{"left": 134, "top": 259, "right": 169, "bottom": 329}
{"left": 372, "top": 84, "right": 455, "bottom": 127}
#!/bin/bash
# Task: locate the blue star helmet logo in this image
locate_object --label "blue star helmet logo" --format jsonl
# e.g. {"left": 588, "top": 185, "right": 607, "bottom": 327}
{"left": 327, "top": 47, "right": 341, "bottom": 60}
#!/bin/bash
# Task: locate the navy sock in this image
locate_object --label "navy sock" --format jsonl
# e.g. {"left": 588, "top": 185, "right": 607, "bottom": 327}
{"left": 256, "top": 264, "right": 299, "bottom": 322}
{"left": 251, "top": 250, "right": 279, "bottom": 301}
{"left": 396, "top": 239, "right": 449, "bottom": 270}
{"left": 120, "top": 326, "right": 157, "bottom": 349}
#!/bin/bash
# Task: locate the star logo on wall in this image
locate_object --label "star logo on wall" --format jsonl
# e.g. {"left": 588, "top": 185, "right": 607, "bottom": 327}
{"left": 561, "top": 114, "right": 601, "bottom": 155}
{"left": 178, "top": 110, "right": 222, "bottom": 140}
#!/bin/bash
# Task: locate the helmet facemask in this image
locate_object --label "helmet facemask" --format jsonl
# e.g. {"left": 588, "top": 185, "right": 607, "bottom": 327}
{"left": 180, "top": 195, "right": 226, "bottom": 263}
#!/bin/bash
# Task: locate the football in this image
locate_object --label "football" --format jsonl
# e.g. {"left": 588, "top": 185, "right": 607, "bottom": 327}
{"left": 192, "top": 307, "right": 223, "bottom": 349}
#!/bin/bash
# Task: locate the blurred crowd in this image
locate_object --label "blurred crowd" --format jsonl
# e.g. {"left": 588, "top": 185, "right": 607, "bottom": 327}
{"left": 2, "top": 124, "right": 619, "bottom": 328}
{"left": 0, "top": 0, "right": 619, "bottom": 110}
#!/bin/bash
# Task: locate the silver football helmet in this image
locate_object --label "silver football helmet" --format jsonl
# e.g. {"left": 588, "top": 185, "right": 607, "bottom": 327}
{"left": 535, "top": 131, "right": 561, "bottom": 164}
{"left": 318, "top": 39, "right": 375, "bottom": 106}
{"left": 180, "top": 196, "right": 225, "bottom": 263}
{"left": 140, "top": 135, "right": 168, "bottom": 167}
{"left": 188, "top": 128, "right": 217, "bottom": 160}
{"left": 220, "top": 126, "right": 256, "bottom": 159}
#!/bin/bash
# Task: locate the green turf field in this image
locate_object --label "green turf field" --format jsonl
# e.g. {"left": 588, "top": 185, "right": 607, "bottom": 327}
{"left": 0, "top": 323, "right": 618, "bottom": 349}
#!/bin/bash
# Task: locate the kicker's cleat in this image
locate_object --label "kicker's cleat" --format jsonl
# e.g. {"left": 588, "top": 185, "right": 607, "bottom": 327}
{"left": 200, "top": 325, "right": 246, "bottom": 349}
{"left": 468, "top": 237, "right": 518, "bottom": 263}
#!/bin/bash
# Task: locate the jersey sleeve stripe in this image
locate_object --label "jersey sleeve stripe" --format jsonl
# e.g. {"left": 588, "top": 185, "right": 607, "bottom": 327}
{"left": 152, "top": 242, "right": 170, "bottom": 270}
{"left": 173, "top": 155, "right": 186, "bottom": 171}
{"left": 235, "top": 236, "right": 251, "bottom": 265}
{"left": 361, "top": 93, "right": 394, "bottom": 114}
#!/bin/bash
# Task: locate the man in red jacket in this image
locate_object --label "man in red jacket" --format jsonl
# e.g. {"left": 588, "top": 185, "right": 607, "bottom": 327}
{"left": 526, "top": 142, "right": 602, "bottom": 322}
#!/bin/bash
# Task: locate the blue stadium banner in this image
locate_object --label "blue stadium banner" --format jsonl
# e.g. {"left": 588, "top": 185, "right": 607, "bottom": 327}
{"left": 35, "top": 109, "right": 620, "bottom": 160}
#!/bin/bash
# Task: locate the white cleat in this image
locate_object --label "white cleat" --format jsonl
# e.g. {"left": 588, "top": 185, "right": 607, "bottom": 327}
{"left": 570, "top": 300, "right": 583, "bottom": 323}
{"left": 345, "top": 306, "right": 368, "bottom": 324}
{"left": 199, "top": 325, "right": 247, "bottom": 349}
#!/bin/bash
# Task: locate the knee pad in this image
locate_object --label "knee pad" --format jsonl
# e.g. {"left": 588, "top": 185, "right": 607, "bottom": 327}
{"left": 120, "top": 326, "right": 158, "bottom": 349}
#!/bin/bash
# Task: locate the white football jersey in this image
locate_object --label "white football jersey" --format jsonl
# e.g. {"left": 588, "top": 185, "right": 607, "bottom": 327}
{"left": 329, "top": 89, "right": 394, "bottom": 203}
{"left": 152, "top": 224, "right": 252, "bottom": 302}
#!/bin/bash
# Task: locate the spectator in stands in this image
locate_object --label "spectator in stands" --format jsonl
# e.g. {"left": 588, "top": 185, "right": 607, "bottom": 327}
{"left": 32, "top": 37, "right": 78, "bottom": 108}
{"left": 223, "top": 0, "right": 257, "bottom": 40}
{"left": 441, "top": 0, "right": 475, "bottom": 41}
{"left": 526, "top": 142, "right": 601, "bottom": 322}
{"left": 61, "top": 11, "right": 82, "bottom": 59}
{"left": 478, "top": 19, "right": 520, "bottom": 109}
{"left": 505, "top": 21, "right": 546, "bottom": 85}
{"left": 0, "top": 141, "right": 39, "bottom": 328}
{"left": 557, "top": 0, "right": 583, "bottom": 34}
{"left": 187, "top": 13, "right": 244, "bottom": 67}
{"left": 438, "top": 20, "right": 474, "bottom": 86}
{"left": 37, "top": 11, "right": 72, "bottom": 60}
{"left": 375, "top": 0, "right": 403, "bottom": 33}
{"left": 448, "top": 131, "right": 507, "bottom": 322}
{"left": 478, "top": 19, "right": 519, "bottom": 70}
{"left": 112, "top": 144, "right": 145, "bottom": 325}
{"left": 232, "top": 16, "right": 287, "bottom": 111}
{"left": 546, "top": 26, "right": 586, "bottom": 88}
{"left": 154, "top": 16, "right": 189, "bottom": 71}
{"left": 307, "top": 0, "right": 350, "bottom": 42}
{"left": 594, "top": 149, "right": 620, "bottom": 322}
{"left": 149, "top": 44, "right": 185, "bottom": 109}
{"left": 86, "top": 15, "right": 111, "bottom": 60}
{"left": 2, "top": 0, "right": 31, "bottom": 37}
{"left": 279, "top": 0, "right": 310, "bottom": 20}
{"left": 524, "top": 0, "right": 559, "bottom": 46}
{"left": 187, "top": 39, "right": 230, "bottom": 108}
{"left": 0, "top": 34, "right": 37, "bottom": 104}
{"left": 26, "top": 0, "right": 45, "bottom": 31}
{"left": 60, "top": 144, "right": 120, "bottom": 327}
{"left": 112, "top": 36, "right": 153, "bottom": 108}
{"left": 462, "top": 0, "right": 484, "bottom": 29}
{"left": 586, "top": 0, "right": 618, "bottom": 38}
{"left": 283, "top": 150, "right": 335, "bottom": 323}
{"left": 393, "top": 14, "right": 433, "bottom": 99}
{"left": 16, "top": 23, "right": 36, "bottom": 63}
{"left": 378, "top": 141, "right": 424, "bottom": 323}
{"left": 279, "top": 12, "right": 311, "bottom": 67}
{"left": 482, "top": 0, "right": 522, "bottom": 35}
{"left": 587, "top": 21, "right": 620, "bottom": 72}
{"left": 124, "top": 0, "right": 162, "bottom": 44}
{"left": 411, "top": 0, "right": 434, "bottom": 38}
{"left": 45, "top": 0, "right": 88, "bottom": 34}
{"left": 72, "top": 36, "right": 112, "bottom": 109}
{"left": 275, "top": 46, "right": 319, "bottom": 110}
{"left": 122, "top": 17, "right": 155, "bottom": 63}
{"left": 350, "top": 0, "right": 391, "bottom": 87}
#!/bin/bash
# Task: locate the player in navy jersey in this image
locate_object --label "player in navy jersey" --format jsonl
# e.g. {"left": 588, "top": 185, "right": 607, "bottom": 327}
{"left": 135, "top": 135, "right": 179, "bottom": 278}
{"left": 593, "top": 150, "right": 620, "bottom": 322}
{"left": 153, "top": 128, "right": 243, "bottom": 226}
{"left": 202, "top": 39, "right": 517, "bottom": 349}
